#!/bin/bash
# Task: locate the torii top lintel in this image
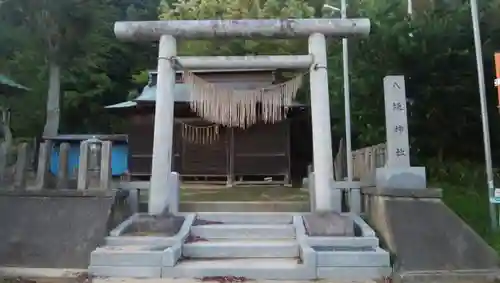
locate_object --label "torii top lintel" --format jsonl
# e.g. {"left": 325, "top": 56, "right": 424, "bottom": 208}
{"left": 114, "top": 18, "right": 371, "bottom": 41}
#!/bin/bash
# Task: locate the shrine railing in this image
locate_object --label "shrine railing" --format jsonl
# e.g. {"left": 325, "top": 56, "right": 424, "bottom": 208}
{"left": 334, "top": 140, "right": 387, "bottom": 185}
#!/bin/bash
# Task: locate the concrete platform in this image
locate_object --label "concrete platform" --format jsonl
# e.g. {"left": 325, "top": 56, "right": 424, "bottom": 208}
{"left": 363, "top": 187, "right": 500, "bottom": 283}
{"left": 0, "top": 190, "right": 127, "bottom": 268}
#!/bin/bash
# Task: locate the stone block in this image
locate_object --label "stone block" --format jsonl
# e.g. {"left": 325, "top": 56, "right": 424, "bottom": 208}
{"left": 306, "top": 236, "right": 379, "bottom": 249}
{"left": 298, "top": 243, "right": 317, "bottom": 279}
{"left": 90, "top": 245, "right": 168, "bottom": 266}
{"left": 105, "top": 236, "right": 177, "bottom": 247}
{"left": 182, "top": 240, "right": 298, "bottom": 258}
{"left": 89, "top": 265, "right": 161, "bottom": 278}
{"left": 317, "top": 266, "right": 392, "bottom": 280}
{"left": 303, "top": 212, "right": 355, "bottom": 236}
{"left": 315, "top": 247, "right": 390, "bottom": 267}
{"left": 169, "top": 172, "right": 180, "bottom": 213}
{"left": 293, "top": 215, "right": 307, "bottom": 241}
{"left": 163, "top": 243, "right": 182, "bottom": 267}
{"left": 349, "top": 213, "right": 376, "bottom": 237}
{"left": 190, "top": 224, "right": 295, "bottom": 239}
{"left": 376, "top": 166, "right": 427, "bottom": 189}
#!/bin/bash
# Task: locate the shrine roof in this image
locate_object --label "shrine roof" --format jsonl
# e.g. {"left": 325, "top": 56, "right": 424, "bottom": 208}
{"left": 105, "top": 68, "right": 305, "bottom": 109}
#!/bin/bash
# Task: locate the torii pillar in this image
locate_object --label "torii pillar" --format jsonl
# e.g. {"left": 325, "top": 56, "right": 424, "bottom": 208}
{"left": 114, "top": 19, "right": 371, "bottom": 215}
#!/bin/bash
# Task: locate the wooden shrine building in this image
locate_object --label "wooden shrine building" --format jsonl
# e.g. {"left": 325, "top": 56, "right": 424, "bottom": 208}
{"left": 106, "top": 69, "right": 312, "bottom": 186}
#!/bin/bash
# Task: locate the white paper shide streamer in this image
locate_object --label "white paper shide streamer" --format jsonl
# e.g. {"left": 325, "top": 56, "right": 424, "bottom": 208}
{"left": 184, "top": 72, "right": 303, "bottom": 128}
{"left": 180, "top": 122, "right": 220, "bottom": 145}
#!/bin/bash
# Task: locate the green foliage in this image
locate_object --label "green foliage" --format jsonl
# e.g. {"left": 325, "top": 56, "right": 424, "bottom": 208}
{"left": 159, "top": 0, "right": 314, "bottom": 56}
{"left": 426, "top": 159, "right": 500, "bottom": 249}
{"left": 324, "top": 0, "right": 500, "bottom": 165}
{"left": 0, "top": 0, "right": 160, "bottom": 135}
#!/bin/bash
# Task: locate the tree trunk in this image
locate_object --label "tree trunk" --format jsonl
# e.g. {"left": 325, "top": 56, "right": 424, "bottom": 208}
{"left": 43, "top": 60, "right": 60, "bottom": 137}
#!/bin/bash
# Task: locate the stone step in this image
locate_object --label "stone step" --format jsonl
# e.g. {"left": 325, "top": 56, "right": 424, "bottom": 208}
{"left": 183, "top": 240, "right": 299, "bottom": 258}
{"left": 195, "top": 212, "right": 293, "bottom": 224}
{"left": 162, "top": 258, "right": 312, "bottom": 280}
{"left": 314, "top": 247, "right": 391, "bottom": 267}
{"left": 191, "top": 224, "right": 295, "bottom": 239}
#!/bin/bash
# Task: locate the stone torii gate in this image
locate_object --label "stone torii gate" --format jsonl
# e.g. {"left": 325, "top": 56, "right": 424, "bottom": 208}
{"left": 114, "top": 19, "right": 371, "bottom": 215}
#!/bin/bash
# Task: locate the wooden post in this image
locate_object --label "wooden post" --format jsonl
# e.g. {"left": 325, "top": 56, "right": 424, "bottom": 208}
{"left": 13, "top": 143, "right": 29, "bottom": 190}
{"left": 99, "top": 141, "right": 112, "bottom": 190}
{"left": 34, "top": 141, "right": 52, "bottom": 190}
{"left": 77, "top": 141, "right": 89, "bottom": 190}
{"left": 56, "top": 142, "right": 70, "bottom": 189}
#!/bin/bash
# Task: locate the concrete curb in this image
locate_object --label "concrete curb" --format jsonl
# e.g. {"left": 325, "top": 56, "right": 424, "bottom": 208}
{"left": 89, "top": 214, "right": 196, "bottom": 278}
{"left": 317, "top": 266, "right": 392, "bottom": 281}
{"left": 296, "top": 213, "right": 379, "bottom": 248}
{"left": 394, "top": 269, "right": 500, "bottom": 283}
{"left": 0, "top": 267, "right": 86, "bottom": 278}
{"left": 89, "top": 266, "right": 161, "bottom": 278}
{"left": 161, "top": 264, "right": 315, "bottom": 280}
{"left": 293, "top": 216, "right": 318, "bottom": 279}
{"left": 90, "top": 246, "right": 170, "bottom": 267}
{"left": 349, "top": 213, "right": 376, "bottom": 237}
{"left": 293, "top": 215, "right": 391, "bottom": 281}
{"left": 164, "top": 214, "right": 196, "bottom": 267}
{"left": 105, "top": 214, "right": 195, "bottom": 247}
{"left": 109, "top": 214, "right": 140, "bottom": 237}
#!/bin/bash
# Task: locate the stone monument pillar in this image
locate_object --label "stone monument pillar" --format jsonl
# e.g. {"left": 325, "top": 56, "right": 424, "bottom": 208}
{"left": 376, "top": 75, "right": 427, "bottom": 189}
